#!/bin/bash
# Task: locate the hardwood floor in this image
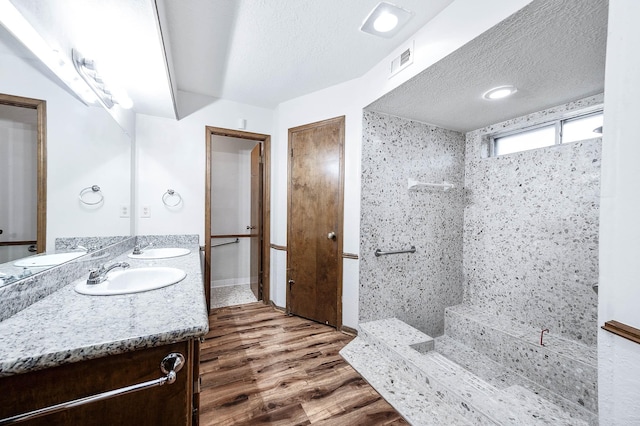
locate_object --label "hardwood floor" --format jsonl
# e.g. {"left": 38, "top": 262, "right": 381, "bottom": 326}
{"left": 199, "top": 302, "right": 408, "bottom": 425}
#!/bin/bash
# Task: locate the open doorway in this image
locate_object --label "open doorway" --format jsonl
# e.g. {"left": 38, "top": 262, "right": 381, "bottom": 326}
{"left": 204, "top": 127, "right": 270, "bottom": 313}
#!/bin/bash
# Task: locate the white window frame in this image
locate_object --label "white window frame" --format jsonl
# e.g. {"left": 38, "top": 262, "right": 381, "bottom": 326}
{"left": 489, "top": 105, "right": 604, "bottom": 157}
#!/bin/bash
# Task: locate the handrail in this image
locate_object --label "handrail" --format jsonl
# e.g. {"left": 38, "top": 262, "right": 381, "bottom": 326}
{"left": 212, "top": 238, "right": 239, "bottom": 248}
{"left": 0, "top": 241, "right": 37, "bottom": 247}
{"left": 0, "top": 353, "right": 185, "bottom": 425}
{"left": 211, "top": 234, "right": 252, "bottom": 239}
{"left": 602, "top": 320, "right": 640, "bottom": 345}
{"left": 375, "top": 246, "right": 416, "bottom": 257}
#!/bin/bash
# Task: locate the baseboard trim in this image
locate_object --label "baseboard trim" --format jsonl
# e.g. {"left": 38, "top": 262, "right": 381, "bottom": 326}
{"left": 341, "top": 325, "right": 358, "bottom": 336}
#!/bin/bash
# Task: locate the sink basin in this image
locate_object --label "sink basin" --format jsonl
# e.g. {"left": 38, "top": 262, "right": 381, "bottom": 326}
{"left": 14, "top": 252, "right": 85, "bottom": 267}
{"left": 75, "top": 267, "right": 186, "bottom": 296}
{"left": 127, "top": 248, "right": 190, "bottom": 259}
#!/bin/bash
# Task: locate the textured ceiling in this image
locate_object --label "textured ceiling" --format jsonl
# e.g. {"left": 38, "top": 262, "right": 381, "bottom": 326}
{"left": 367, "top": 0, "right": 608, "bottom": 132}
{"left": 163, "top": 0, "right": 454, "bottom": 108}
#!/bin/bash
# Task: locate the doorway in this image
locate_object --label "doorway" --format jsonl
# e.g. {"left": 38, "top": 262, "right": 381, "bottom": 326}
{"left": 0, "top": 94, "right": 46, "bottom": 263}
{"left": 287, "top": 116, "right": 345, "bottom": 328}
{"left": 204, "top": 127, "right": 270, "bottom": 313}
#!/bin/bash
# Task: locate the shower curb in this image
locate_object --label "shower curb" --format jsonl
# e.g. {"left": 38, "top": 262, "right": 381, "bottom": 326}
{"left": 341, "top": 317, "right": 591, "bottom": 426}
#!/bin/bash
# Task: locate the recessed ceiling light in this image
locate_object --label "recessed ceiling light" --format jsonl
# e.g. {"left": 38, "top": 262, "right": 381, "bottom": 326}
{"left": 360, "top": 2, "right": 413, "bottom": 39}
{"left": 482, "top": 85, "right": 518, "bottom": 100}
{"left": 374, "top": 12, "right": 399, "bottom": 32}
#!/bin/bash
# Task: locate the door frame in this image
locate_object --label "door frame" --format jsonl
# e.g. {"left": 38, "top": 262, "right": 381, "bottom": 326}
{"left": 0, "top": 93, "right": 46, "bottom": 254}
{"left": 286, "top": 116, "right": 345, "bottom": 329}
{"left": 204, "top": 127, "right": 271, "bottom": 313}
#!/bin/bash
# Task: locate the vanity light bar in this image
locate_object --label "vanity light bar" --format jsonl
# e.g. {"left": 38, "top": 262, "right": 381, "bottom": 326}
{"left": 71, "top": 49, "right": 133, "bottom": 110}
{"left": 0, "top": 2, "right": 96, "bottom": 104}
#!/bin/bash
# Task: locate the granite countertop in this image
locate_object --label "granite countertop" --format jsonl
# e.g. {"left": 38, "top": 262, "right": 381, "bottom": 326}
{"left": 0, "top": 245, "right": 209, "bottom": 377}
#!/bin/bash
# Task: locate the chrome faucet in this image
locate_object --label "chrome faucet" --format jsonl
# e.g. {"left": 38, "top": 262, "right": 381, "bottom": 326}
{"left": 132, "top": 243, "right": 152, "bottom": 255}
{"left": 87, "top": 262, "right": 130, "bottom": 285}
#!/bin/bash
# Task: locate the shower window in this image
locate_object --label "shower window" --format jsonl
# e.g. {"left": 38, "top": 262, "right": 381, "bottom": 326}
{"left": 491, "top": 109, "right": 603, "bottom": 157}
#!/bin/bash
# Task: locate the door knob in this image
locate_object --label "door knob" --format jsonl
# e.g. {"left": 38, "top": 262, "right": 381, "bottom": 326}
{"left": 327, "top": 232, "right": 336, "bottom": 240}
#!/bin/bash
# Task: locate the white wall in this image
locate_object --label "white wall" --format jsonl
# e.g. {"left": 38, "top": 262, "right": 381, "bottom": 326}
{"left": 598, "top": 0, "right": 640, "bottom": 423}
{"left": 134, "top": 99, "right": 273, "bottom": 241}
{"left": 210, "top": 135, "right": 257, "bottom": 287}
{"left": 0, "top": 51, "right": 132, "bottom": 251}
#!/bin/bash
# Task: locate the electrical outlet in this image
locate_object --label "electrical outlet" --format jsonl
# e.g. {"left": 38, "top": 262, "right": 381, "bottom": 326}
{"left": 141, "top": 205, "right": 151, "bottom": 218}
{"left": 119, "top": 205, "right": 129, "bottom": 218}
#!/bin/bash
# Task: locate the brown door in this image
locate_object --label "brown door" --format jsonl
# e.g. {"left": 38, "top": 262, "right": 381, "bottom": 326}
{"left": 287, "top": 116, "right": 344, "bottom": 327}
{"left": 250, "top": 144, "right": 262, "bottom": 300}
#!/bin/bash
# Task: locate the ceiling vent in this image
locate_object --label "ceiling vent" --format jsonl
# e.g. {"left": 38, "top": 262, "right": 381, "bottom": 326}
{"left": 390, "top": 41, "right": 414, "bottom": 78}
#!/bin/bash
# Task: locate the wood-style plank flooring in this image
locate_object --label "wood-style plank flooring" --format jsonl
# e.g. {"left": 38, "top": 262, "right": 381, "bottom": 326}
{"left": 199, "top": 302, "right": 408, "bottom": 425}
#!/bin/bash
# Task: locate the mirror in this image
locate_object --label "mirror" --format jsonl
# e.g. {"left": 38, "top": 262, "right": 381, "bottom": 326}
{"left": 0, "top": 25, "right": 133, "bottom": 287}
{"left": 0, "top": 94, "right": 46, "bottom": 265}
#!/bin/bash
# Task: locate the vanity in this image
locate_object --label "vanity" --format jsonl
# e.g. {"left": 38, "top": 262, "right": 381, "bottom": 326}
{"left": 0, "top": 235, "right": 209, "bottom": 425}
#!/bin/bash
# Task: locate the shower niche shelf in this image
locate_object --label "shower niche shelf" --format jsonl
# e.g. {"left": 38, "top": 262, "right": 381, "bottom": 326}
{"left": 408, "top": 178, "right": 455, "bottom": 191}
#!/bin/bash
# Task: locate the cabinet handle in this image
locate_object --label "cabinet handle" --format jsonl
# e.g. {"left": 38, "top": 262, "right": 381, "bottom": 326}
{"left": 0, "top": 353, "right": 185, "bottom": 425}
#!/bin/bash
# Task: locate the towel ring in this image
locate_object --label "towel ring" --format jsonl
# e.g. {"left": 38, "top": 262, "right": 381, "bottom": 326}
{"left": 79, "top": 185, "right": 104, "bottom": 205}
{"left": 162, "top": 189, "right": 182, "bottom": 207}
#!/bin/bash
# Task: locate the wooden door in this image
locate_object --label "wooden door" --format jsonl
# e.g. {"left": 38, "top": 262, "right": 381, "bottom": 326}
{"left": 287, "top": 116, "right": 344, "bottom": 327}
{"left": 250, "top": 144, "right": 262, "bottom": 300}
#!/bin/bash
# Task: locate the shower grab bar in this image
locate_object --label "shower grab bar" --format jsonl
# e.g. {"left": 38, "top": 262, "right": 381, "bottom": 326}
{"left": 212, "top": 238, "right": 239, "bottom": 248}
{"left": 0, "top": 352, "right": 185, "bottom": 425}
{"left": 375, "top": 246, "right": 416, "bottom": 257}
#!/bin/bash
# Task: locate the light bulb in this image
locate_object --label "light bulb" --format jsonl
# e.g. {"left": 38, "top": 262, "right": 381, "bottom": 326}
{"left": 373, "top": 12, "right": 398, "bottom": 32}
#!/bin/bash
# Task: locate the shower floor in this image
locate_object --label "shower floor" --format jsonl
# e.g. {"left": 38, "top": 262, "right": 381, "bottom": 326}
{"left": 340, "top": 317, "right": 598, "bottom": 425}
{"left": 210, "top": 284, "right": 257, "bottom": 309}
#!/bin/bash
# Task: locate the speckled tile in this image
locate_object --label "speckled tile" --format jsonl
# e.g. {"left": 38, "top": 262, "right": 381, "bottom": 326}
{"left": 340, "top": 338, "right": 475, "bottom": 426}
{"left": 211, "top": 284, "right": 258, "bottom": 309}
{"left": 0, "top": 240, "right": 208, "bottom": 377}
{"left": 359, "top": 111, "right": 466, "bottom": 337}
{"left": 357, "top": 95, "right": 601, "bottom": 425}
{"left": 463, "top": 95, "right": 602, "bottom": 346}
{"left": 344, "top": 318, "right": 592, "bottom": 425}
{"left": 134, "top": 234, "right": 200, "bottom": 248}
{"left": 444, "top": 304, "right": 597, "bottom": 414}
{"left": 434, "top": 335, "right": 597, "bottom": 425}
{"left": 55, "top": 235, "right": 131, "bottom": 251}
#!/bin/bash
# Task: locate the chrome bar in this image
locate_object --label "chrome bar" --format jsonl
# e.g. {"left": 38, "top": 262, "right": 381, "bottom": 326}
{"left": 0, "top": 352, "right": 185, "bottom": 425}
{"left": 212, "top": 238, "right": 239, "bottom": 248}
{"left": 375, "top": 246, "right": 416, "bottom": 257}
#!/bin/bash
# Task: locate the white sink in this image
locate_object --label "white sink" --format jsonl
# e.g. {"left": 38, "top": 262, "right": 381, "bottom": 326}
{"left": 14, "top": 252, "right": 85, "bottom": 267}
{"left": 127, "top": 248, "right": 190, "bottom": 259}
{"left": 75, "top": 267, "right": 186, "bottom": 296}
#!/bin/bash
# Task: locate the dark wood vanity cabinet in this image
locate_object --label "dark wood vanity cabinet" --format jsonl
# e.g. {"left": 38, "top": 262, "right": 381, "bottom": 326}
{"left": 0, "top": 339, "right": 200, "bottom": 426}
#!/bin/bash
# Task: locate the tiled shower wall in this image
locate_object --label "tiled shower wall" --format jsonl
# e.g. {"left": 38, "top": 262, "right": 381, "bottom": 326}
{"left": 360, "top": 95, "right": 601, "bottom": 345}
{"left": 463, "top": 95, "right": 602, "bottom": 346}
{"left": 359, "top": 111, "right": 465, "bottom": 337}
